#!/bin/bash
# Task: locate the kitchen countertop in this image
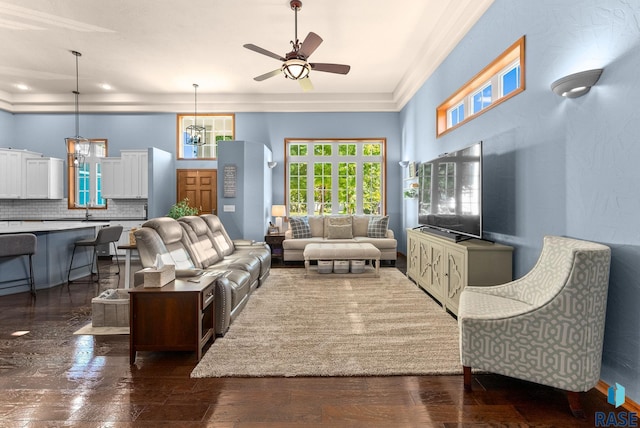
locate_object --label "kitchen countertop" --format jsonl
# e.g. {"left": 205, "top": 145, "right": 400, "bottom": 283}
{"left": 0, "top": 221, "right": 110, "bottom": 234}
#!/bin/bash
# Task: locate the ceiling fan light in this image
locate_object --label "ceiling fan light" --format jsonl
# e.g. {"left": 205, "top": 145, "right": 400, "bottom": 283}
{"left": 282, "top": 59, "right": 310, "bottom": 80}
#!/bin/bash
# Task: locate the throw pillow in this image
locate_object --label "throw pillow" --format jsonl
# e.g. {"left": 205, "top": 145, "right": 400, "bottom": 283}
{"left": 289, "top": 217, "right": 312, "bottom": 239}
{"left": 328, "top": 224, "right": 353, "bottom": 239}
{"left": 328, "top": 216, "right": 352, "bottom": 226}
{"left": 367, "top": 216, "right": 389, "bottom": 238}
{"left": 325, "top": 216, "right": 352, "bottom": 238}
{"left": 308, "top": 216, "right": 325, "bottom": 237}
{"left": 351, "top": 215, "right": 370, "bottom": 237}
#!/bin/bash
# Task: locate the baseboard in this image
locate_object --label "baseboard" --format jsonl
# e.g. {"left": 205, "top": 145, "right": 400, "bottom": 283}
{"left": 596, "top": 380, "right": 640, "bottom": 413}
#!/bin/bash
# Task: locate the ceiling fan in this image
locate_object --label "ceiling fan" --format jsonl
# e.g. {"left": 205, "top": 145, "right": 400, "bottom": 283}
{"left": 243, "top": 0, "right": 351, "bottom": 91}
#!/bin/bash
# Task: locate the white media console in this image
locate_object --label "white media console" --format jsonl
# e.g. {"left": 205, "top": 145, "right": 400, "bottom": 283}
{"left": 406, "top": 228, "right": 513, "bottom": 316}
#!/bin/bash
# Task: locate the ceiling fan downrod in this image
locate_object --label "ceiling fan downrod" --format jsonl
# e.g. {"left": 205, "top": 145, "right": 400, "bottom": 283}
{"left": 290, "top": 0, "right": 302, "bottom": 53}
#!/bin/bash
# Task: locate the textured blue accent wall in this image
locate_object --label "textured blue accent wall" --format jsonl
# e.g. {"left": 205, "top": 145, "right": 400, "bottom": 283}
{"left": 400, "top": 0, "right": 640, "bottom": 402}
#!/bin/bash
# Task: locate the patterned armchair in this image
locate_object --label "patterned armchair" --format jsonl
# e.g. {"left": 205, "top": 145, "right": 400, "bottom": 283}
{"left": 458, "top": 235, "right": 611, "bottom": 417}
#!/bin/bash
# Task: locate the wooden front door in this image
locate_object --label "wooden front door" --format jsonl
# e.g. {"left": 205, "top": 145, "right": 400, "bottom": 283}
{"left": 177, "top": 169, "right": 217, "bottom": 215}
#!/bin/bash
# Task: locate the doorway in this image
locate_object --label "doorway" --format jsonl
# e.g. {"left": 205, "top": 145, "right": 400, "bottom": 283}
{"left": 177, "top": 169, "right": 217, "bottom": 215}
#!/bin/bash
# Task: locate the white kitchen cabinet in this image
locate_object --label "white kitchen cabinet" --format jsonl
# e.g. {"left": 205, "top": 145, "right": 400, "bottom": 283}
{"left": 25, "top": 158, "right": 64, "bottom": 199}
{"left": 101, "top": 157, "right": 124, "bottom": 199}
{"left": 0, "top": 148, "right": 43, "bottom": 199}
{"left": 121, "top": 150, "right": 148, "bottom": 198}
{"left": 406, "top": 228, "right": 513, "bottom": 316}
{"left": 101, "top": 150, "right": 148, "bottom": 199}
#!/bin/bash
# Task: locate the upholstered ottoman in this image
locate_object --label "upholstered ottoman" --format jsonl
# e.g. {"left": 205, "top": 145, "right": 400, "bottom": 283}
{"left": 303, "top": 243, "right": 380, "bottom": 277}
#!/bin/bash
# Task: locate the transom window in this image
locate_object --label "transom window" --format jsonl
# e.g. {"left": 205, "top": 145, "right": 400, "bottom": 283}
{"left": 286, "top": 139, "right": 386, "bottom": 216}
{"left": 437, "top": 36, "right": 525, "bottom": 137}
{"left": 67, "top": 139, "right": 106, "bottom": 209}
{"left": 176, "top": 113, "right": 235, "bottom": 160}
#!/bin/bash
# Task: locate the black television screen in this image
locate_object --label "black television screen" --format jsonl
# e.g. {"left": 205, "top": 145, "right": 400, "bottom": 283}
{"left": 418, "top": 141, "right": 482, "bottom": 240}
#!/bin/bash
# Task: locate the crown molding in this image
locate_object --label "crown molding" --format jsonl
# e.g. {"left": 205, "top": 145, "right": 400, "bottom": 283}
{"left": 0, "top": 91, "right": 400, "bottom": 114}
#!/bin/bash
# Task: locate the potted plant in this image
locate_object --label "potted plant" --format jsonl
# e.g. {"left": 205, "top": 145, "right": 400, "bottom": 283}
{"left": 403, "top": 188, "right": 418, "bottom": 199}
{"left": 167, "top": 198, "right": 199, "bottom": 219}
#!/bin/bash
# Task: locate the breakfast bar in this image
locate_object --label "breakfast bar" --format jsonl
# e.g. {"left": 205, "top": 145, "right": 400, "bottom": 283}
{"left": 0, "top": 221, "right": 109, "bottom": 296}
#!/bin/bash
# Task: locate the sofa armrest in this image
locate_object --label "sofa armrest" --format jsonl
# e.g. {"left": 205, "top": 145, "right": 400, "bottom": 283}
{"left": 386, "top": 229, "right": 395, "bottom": 239}
{"left": 284, "top": 230, "right": 293, "bottom": 239}
{"left": 233, "top": 239, "right": 255, "bottom": 246}
{"left": 215, "top": 276, "right": 233, "bottom": 335}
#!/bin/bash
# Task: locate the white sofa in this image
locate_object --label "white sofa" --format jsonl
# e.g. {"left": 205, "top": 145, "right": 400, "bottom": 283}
{"left": 282, "top": 215, "right": 397, "bottom": 263}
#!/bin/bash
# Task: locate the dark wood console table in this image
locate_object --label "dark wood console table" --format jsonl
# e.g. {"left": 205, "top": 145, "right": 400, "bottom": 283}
{"left": 129, "top": 276, "right": 216, "bottom": 364}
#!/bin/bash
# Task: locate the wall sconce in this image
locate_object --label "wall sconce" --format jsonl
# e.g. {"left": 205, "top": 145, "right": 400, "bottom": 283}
{"left": 271, "top": 205, "right": 286, "bottom": 233}
{"left": 551, "top": 69, "right": 603, "bottom": 98}
{"left": 267, "top": 161, "right": 277, "bottom": 169}
{"left": 399, "top": 160, "right": 409, "bottom": 168}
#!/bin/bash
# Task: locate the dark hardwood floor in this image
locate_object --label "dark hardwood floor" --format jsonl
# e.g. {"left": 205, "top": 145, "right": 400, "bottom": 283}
{"left": 0, "top": 257, "right": 617, "bottom": 427}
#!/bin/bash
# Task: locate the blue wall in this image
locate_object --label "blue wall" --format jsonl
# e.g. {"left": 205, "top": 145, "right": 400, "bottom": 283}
{"left": 400, "top": 0, "right": 640, "bottom": 402}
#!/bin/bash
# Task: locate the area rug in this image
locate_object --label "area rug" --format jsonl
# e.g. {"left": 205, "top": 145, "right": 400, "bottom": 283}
{"left": 191, "top": 268, "right": 462, "bottom": 378}
{"left": 73, "top": 323, "right": 129, "bottom": 335}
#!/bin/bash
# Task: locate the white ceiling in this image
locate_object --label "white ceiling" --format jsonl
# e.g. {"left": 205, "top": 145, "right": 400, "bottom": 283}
{"left": 0, "top": 0, "right": 493, "bottom": 113}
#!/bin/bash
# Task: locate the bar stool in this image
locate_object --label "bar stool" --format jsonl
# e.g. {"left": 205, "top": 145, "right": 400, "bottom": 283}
{"left": 67, "top": 225, "right": 123, "bottom": 285}
{"left": 0, "top": 233, "right": 37, "bottom": 296}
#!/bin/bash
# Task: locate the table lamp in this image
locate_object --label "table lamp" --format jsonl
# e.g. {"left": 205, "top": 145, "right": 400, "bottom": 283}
{"left": 271, "top": 205, "right": 286, "bottom": 233}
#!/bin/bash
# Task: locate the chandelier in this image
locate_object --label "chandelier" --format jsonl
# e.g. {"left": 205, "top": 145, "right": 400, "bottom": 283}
{"left": 185, "top": 83, "right": 206, "bottom": 146}
{"left": 65, "top": 50, "right": 91, "bottom": 167}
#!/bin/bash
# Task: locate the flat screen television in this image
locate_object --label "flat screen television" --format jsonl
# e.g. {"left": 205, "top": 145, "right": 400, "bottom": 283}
{"left": 417, "top": 141, "right": 482, "bottom": 240}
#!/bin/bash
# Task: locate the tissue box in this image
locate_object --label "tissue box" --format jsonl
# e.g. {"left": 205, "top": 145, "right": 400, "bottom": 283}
{"left": 92, "top": 289, "right": 129, "bottom": 327}
{"left": 141, "top": 265, "right": 175, "bottom": 288}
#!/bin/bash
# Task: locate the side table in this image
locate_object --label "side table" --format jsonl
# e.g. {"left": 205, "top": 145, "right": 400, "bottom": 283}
{"left": 129, "top": 275, "right": 216, "bottom": 364}
{"left": 265, "top": 233, "right": 286, "bottom": 264}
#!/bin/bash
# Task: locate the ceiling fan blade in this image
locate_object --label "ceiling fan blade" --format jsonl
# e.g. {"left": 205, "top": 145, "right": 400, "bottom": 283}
{"left": 298, "top": 32, "right": 323, "bottom": 59}
{"left": 310, "top": 63, "right": 351, "bottom": 75}
{"left": 254, "top": 69, "right": 283, "bottom": 81}
{"left": 299, "top": 77, "right": 313, "bottom": 92}
{"left": 243, "top": 44, "right": 286, "bottom": 61}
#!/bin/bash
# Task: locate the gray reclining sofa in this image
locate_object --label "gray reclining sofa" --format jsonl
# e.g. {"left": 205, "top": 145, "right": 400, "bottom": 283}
{"left": 133, "top": 214, "right": 271, "bottom": 336}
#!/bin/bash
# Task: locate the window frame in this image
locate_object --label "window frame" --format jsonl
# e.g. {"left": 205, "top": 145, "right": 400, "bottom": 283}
{"left": 67, "top": 138, "right": 108, "bottom": 210}
{"left": 285, "top": 138, "right": 387, "bottom": 216}
{"left": 436, "top": 36, "right": 525, "bottom": 138}
{"left": 176, "top": 113, "right": 235, "bottom": 160}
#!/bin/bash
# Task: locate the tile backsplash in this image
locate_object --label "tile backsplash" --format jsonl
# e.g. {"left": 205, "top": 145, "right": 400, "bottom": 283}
{"left": 0, "top": 199, "right": 148, "bottom": 220}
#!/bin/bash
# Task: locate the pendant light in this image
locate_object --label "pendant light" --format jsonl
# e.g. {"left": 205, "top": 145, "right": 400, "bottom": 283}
{"left": 65, "top": 50, "right": 91, "bottom": 167}
{"left": 185, "top": 83, "right": 206, "bottom": 146}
